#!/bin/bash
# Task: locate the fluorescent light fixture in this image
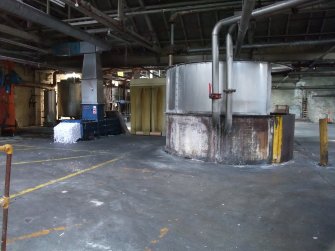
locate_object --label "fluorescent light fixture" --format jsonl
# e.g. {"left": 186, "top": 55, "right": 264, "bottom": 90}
{"left": 65, "top": 72, "right": 80, "bottom": 79}
{"left": 50, "top": 0, "right": 65, "bottom": 8}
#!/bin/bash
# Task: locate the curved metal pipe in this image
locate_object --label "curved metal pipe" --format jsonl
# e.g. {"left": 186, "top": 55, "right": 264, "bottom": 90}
{"left": 212, "top": 0, "right": 312, "bottom": 105}
{"left": 212, "top": 0, "right": 313, "bottom": 112}
{"left": 211, "top": 0, "right": 312, "bottom": 161}
{"left": 225, "top": 33, "right": 234, "bottom": 133}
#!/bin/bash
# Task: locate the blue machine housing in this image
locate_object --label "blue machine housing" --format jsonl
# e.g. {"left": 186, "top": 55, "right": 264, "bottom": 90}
{"left": 82, "top": 104, "right": 104, "bottom": 121}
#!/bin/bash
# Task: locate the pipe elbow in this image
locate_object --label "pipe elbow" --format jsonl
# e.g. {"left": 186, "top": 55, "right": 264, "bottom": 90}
{"left": 0, "top": 144, "right": 13, "bottom": 155}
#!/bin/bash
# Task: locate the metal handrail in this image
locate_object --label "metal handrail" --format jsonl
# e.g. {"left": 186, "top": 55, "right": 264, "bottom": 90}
{"left": 0, "top": 144, "right": 13, "bottom": 251}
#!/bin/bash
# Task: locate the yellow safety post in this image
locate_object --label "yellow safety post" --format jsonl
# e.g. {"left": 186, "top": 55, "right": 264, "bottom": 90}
{"left": 319, "top": 118, "right": 328, "bottom": 166}
{"left": 0, "top": 144, "right": 13, "bottom": 251}
{"left": 272, "top": 115, "right": 283, "bottom": 163}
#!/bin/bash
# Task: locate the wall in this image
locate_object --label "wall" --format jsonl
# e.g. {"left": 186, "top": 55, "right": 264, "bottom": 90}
{"left": 271, "top": 77, "right": 335, "bottom": 122}
{"left": 12, "top": 65, "right": 42, "bottom": 127}
{"left": 8, "top": 65, "right": 53, "bottom": 127}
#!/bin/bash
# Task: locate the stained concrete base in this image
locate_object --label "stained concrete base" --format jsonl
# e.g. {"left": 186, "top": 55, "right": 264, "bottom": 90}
{"left": 0, "top": 121, "right": 334, "bottom": 251}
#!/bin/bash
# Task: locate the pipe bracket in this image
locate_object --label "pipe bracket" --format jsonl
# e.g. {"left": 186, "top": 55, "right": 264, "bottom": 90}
{"left": 209, "top": 93, "right": 222, "bottom": 99}
{"left": 223, "top": 89, "right": 236, "bottom": 94}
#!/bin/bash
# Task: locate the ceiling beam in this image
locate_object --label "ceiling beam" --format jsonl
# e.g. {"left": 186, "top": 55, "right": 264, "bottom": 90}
{"left": 0, "top": 54, "right": 77, "bottom": 71}
{"left": 0, "top": 0, "right": 111, "bottom": 50}
{"left": 65, "top": 2, "right": 242, "bottom": 26}
{"left": 179, "top": 15, "right": 189, "bottom": 48}
{"left": 0, "top": 37, "right": 50, "bottom": 54}
{"left": 138, "top": 0, "right": 160, "bottom": 48}
{"left": 0, "top": 24, "right": 43, "bottom": 44}
{"left": 62, "top": 0, "right": 160, "bottom": 53}
{"left": 197, "top": 13, "right": 205, "bottom": 46}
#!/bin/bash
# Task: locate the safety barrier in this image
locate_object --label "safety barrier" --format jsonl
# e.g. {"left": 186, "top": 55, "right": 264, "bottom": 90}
{"left": 0, "top": 144, "right": 13, "bottom": 251}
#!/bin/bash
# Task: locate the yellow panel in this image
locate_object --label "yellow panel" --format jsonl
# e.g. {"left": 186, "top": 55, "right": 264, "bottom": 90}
{"left": 151, "top": 87, "right": 158, "bottom": 132}
{"left": 141, "top": 87, "right": 151, "bottom": 135}
{"left": 272, "top": 115, "right": 283, "bottom": 163}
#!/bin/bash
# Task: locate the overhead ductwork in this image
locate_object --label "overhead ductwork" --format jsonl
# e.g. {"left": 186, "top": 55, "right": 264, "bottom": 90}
{"left": 0, "top": 0, "right": 111, "bottom": 50}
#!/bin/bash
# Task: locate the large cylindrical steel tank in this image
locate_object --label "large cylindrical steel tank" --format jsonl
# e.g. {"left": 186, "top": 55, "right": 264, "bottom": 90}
{"left": 165, "top": 61, "right": 292, "bottom": 165}
{"left": 57, "top": 79, "right": 81, "bottom": 118}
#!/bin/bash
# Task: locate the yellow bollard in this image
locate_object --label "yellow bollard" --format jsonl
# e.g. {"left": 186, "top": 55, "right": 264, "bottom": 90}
{"left": 319, "top": 118, "right": 328, "bottom": 166}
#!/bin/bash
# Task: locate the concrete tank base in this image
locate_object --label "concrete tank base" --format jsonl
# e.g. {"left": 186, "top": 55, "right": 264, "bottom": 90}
{"left": 165, "top": 113, "right": 295, "bottom": 165}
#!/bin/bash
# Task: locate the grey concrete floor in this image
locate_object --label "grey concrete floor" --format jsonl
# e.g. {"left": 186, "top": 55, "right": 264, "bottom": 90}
{"left": 0, "top": 121, "right": 334, "bottom": 251}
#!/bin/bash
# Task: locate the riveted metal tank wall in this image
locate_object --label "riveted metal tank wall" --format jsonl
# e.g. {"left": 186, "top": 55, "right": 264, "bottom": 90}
{"left": 166, "top": 61, "right": 271, "bottom": 115}
{"left": 165, "top": 61, "right": 280, "bottom": 165}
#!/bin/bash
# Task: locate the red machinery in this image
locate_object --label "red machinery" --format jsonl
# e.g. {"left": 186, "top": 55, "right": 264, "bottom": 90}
{"left": 0, "top": 85, "right": 16, "bottom": 135}
{"left": 0, "top": 62, "right": 21, "bottom": 136}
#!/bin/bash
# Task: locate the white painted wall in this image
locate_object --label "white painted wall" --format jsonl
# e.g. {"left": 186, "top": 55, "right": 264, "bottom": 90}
{"left": 271, "top": 77, "right": 335, "bottom": 122}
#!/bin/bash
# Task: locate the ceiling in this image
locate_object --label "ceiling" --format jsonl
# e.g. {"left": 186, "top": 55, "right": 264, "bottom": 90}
{"left": 0, "top": 0, "right": 335, "bottom": 76}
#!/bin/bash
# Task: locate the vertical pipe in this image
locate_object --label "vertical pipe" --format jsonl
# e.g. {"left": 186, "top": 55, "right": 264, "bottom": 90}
{"left": 235, "top": 0, "right": 256, "bottom": 57}
{"left": 46, "top": 0, "right": 50, "bottom": 14}
{"left": 118, "top": 0, "right": 124, "bottom": 24}
{"left": 319, "top": 118, "right": 328, "bottom": 166}
{"left": 225, "top": 33, "right": 234, "bottom": 133}
{"left": 169, "top": 23, "right": 174, "bottom": 66}
{"left": 67, "top": 5, "right": 71, "bottom": 19}
{"left": 212, "top": 0, "right": 311, "bottom": 110}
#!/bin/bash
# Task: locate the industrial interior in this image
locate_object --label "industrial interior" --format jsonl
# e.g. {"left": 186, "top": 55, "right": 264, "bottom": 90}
{"left": 0, "top": 0, "right": 334, "bottom": 250}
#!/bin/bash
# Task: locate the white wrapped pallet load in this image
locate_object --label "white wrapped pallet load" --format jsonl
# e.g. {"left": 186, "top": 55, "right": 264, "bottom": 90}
{"left": 54, "top": 122, "right": 82, "bottom": 144}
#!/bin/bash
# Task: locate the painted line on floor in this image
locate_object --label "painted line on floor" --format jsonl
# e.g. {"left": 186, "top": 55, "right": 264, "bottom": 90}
{"left": 10, "top": 155, "right": 96, "bottom": 165}
{"left": 9, "top": 157, "right": 120, "bottom": 200}
{"left": 12, "top": 144, "right": 112, "bottom": 154}
{"left": 7, "top": 224, "right": 81, "bottom": 244}
{"left": 146, "top": 227, "right": 169, "bottom": 251}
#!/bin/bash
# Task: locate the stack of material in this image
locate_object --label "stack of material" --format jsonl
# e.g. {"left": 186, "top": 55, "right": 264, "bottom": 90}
{"left": 54, "top": 122, "right": 81, "bottom": 144}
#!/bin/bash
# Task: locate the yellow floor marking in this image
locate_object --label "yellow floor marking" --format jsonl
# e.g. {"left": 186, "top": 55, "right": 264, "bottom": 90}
{"left": 12, "top": 144, "right": 113, "bottom": 155}
{"left": 10, "top": 155, "right": 95, "bottom": 165}
{"left": 11, "top": 144, "right": 36, "bottom": 148}
{"left": 9, "top": 157, "right": 119, "bottom": 200}
{"left": 159, "top": 227, "right": 169, "bottom": 239}
{"left": 146, "top": 227, "right": 169, "bottom": 250}
{"left": 7, "top": 224, "right": 81, "bottom": 244}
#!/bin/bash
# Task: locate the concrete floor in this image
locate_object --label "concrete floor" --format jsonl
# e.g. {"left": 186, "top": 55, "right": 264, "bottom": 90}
{"left": 0, "top": 121, "right": 334, "bottom": 251}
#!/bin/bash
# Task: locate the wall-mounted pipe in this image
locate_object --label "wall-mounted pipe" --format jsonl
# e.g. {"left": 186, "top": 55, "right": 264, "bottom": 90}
{"left": 185, "top": 38, "right": 335, "bottom": 53}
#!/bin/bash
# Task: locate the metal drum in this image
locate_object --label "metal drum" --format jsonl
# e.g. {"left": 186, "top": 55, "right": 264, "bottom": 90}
{"left": 165, "top": 61, "right": 277, "bottom": 165}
